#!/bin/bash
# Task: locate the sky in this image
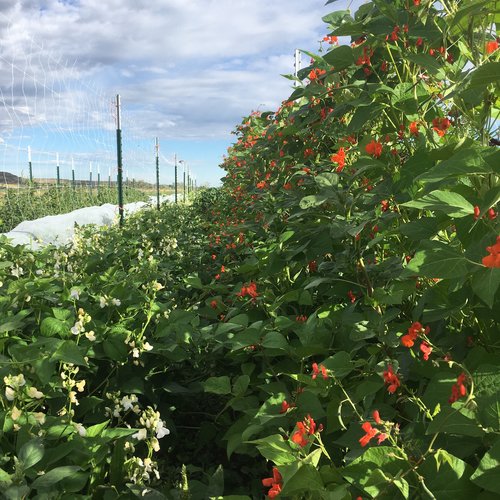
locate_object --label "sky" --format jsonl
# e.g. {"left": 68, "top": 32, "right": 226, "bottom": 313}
{"left": 0, "top": 0, "right": 367, "bottom": 186}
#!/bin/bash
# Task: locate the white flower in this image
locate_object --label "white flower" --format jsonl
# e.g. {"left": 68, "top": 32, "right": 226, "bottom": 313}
{"left": 27, "top": 387, "right": 44, "bottom": 399}
{"left": 70, "top": 289, "right": 80, "bottom": 300}
{"left": 155, "top": 419, "right": 170, "bottom": 439}
{"left": 132, "top": 428, "right": 147, "bottom": 441}
{"left": 11, "top": 406, "right": 22, "bottom": 421}
{"left": 5, "top": 386, "right": 15, "bottom": 401}
{"left": 75, "top": 380, "right": 86, "bottom": 392}
{"left": 151, "top": 437, "right": 160, "bottom": 452}
{"left": 111, "top": 298, "right": 121, "bottom": 306}
{"left": 120, "top": 394, "right": 138, "bottom": 411}
{"left": 99, "top": 296, "right": 108, "bottom": 308}
{"left": 11, "top": 266, "right": 23, "bottom": 277}
{"left": 85, "top": 330, "right": 96, "bottom": 341}
{"left": 33, "top": 412, "right": 46, "bottom": 425}
{"left": 132, "top": 348, "right": 140, "bottom": 358}
{"left": 74, "top": 422, "right": 87, "bottom": 436}
{"left": 143, "top": 341, "right": 153, "bottom": 352}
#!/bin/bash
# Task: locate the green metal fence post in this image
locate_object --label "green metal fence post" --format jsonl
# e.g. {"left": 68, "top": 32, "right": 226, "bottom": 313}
{"left": 97, "top": 164, "right": 100, "bottom": 191}
{"left": 155, "top": 137, "right": 160, "bottom": 210}
{"left": 28, "top": 146, "right": 33, "bottom": 184}
{"left": 71, "top": 157, "right": 75, "bottom": 189}
{"left": 116, "top": 94, "right": 124, "bottom": 226}
{"left": 56, "top": 153, "right": 60, "bottom": 187}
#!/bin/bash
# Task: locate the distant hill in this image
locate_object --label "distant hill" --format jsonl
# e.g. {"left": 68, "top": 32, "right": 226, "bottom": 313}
{"left": 0, "top": 171, "right": 25, "bottom": 185}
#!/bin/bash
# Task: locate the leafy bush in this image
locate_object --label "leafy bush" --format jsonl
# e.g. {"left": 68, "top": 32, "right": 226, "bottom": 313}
{"left": 0, "top": 0, "right": 499, "bottom": 498}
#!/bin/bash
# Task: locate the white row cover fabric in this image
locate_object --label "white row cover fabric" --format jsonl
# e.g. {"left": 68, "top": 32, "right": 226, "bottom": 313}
{"left": 1, "top": 194, "right": 175, "bottom": 250}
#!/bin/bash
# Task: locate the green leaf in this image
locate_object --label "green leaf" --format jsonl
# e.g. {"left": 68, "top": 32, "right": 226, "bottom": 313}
{"left": 300, "top": 194, "right": 328, "bottom": 209}
{"left": 204, "top": 376, "right": 232, "bottom": 395}
{"left": 426, "top": 406, "right": 484, "bottom": 437}
{"left": 406, "top": 53, "right": 445, "bottom": 79}
{"left": 18, "top": 438, "right": 44, "bottom": 470}
{"left": 40, "top": 317, "right": 68, "bottom": 337}
{"left": 315, "top": 172, "right": 339, "bottom": 188}
{"left": 261, "top": 331, "right": 288, "bottom": 350}
{"left": 419, "top": 450, "right": 480, "bottom": 499}
{"left": 102, "top": 334, "right": 129, "bottom": 362}
{"left": 402, "top": 190, "right": 474, "bottom": 218}
{"left": 322, "top": 45, "right": 354, "bottom": 71}
{"left": 404, "top": 240, "right": 468, "bottom": 279}
{"left": 248, "top": 434, "right": 295, "bottom": 466}
{"left": 467, "top": 62, "right": 500, "bottom": 89}
{"left": 50, "top": 341, "right": 88, "bottom": 366}
{"left": 322, "top": 351, "right": 353, "bottom": 378}
{"left": 470, "top": 439, "right": 500, "bottom": 494}
{"left": 471, "top": 267, "right": 500, "bottom": 308}
{"left": 31, "top": 465, "right": 81, "bottom": 491}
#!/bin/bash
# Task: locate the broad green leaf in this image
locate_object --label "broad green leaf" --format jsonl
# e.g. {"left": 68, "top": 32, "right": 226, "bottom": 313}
{"left": 315, "top": 172, "right": 339, "bottom": 188}
{"left": 279, "top": 463, "right": 324, "bottom": 495}
{"left": 419, "top": 450, "right": 480, "bottom": 499}
{"left": 50, "top": 341, "right": 88, "bottom": 366}
{"left": 203, "top": 376, "right": 232, "bottom": 395}
{"left": 471, "top": 267, "right": 500, "bottom": 308}
{"left": 467, "top": 62, "right": 500, "bottom": 89}
{"left": 402, "top": 190, "right": 474, "bottom": 218}
{"left": 406, "top": 53, "right": 445, "bottom": 79}
{"left": 248, "top": 434, "right": 295, "bottom": 465}
{"left": 404, "top": 240, "right": 468, "bottom": 279}
{"left": 40, "top": 317, "right": 68, "bottom": 337}
{"left": 322, "top": 45, "right": 354, "bottom": 71}
{"left": 261, "top": 331, "right": 288, "bottom": 350}
{"left": 470, "top": 439, "right": 500, "bottom": 494}
{"left": 18, "top": 438, "right": 44, "bottom": 470}
{"left": 300, "top": 194, "right": 328, "bottom": 209}
{"left": 426, "top": 406, "right": 484, "bottom": 437}
{"left": 31, "top": 465, "right": 81, "bottom": 491}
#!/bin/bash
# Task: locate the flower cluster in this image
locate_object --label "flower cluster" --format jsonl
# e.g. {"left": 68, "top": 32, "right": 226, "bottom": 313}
{"left": 330, "top": 147, "right": 346, "bottom": 172}
{"left": 382, "top": 365, "right": 400, "bottom": 394}
{"left": 262, "top": 467, "right": 283, "bottom": 498}
{"left": 359, "top": 410, "right": 389, "bottom": 447}
{"left": 401, "top": 321, "right": 430, "bottom": 349}
{"left": 432, "top": 117, "right": 451, "bottom": 137}
{"left": 482, "top": 236, "right": 500, "bottom": 268}
{"left": 60, "top": 363, "right": 86, "bottom": 410}
{"left": 132, "top": 406, "right": 170, "bottom": 452}
{"left": 311, "top": 362, "right": 328, "bottom": 380}
{"left": 365, "top": 139, "right": 383, "bottom": 158}
{"left": 291, "top": 414, "right": 318, "bottom": 447}
{"left": 449, "top": 373, "right": 468, "bottom": 404}
{"left": 236, "top": 281, "right": 259, "bottom": 298}
{"left": 70, "top": 307, "right": 94, "bottom": 340}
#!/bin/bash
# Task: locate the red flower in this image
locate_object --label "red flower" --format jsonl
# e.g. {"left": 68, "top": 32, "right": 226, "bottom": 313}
{"left": 381, "top": 200, "right": 390, "bottom": 212}
{"left": 380, "top": 60, "right": 388, "bottom": 72}
{"left": 330, "top": 147, "right": 346, "bottom": 172}
{"left": 296, "top": 315, "right": 307, "bottom": 323}
{"left": 291, "top": 415, "right": 317, "bottom": 447}
{"left": 280, "top": 400, "right": 295, "bottom": 414}
{"left": 486, "top": 40, "right": 499, "bottom": 54}
{"left": 416, "top": 37, "right": 423, "bottom": 47}
{"left": 308, "top": 260, "right": 318, "bottom": 272}
{"left": 237, "top": 282, "right": 259, "bottom": 298}
{"left": 372, "top": 410, "right": 382, "bottom": 424}
{"left": 409, "top": 121, "right": 419, "bottom": 135}
{"left": 383, "top": 365, "right": 400, "bottom": 394}
{"left": 449, "top": 373, "right": 468, "bottom": 403}
{"left": 348, "top": 290, "right": 357, "bottom": 303}
{"left": 256, "top": 181, "right": 267, "bottom": 189}
{"left": 432, "top": 117, "right": 451, "bottom": 137}
{"left": 312, "top": 362, "right": 328, "bottom": 380}
{"left": 283, "top": 182, "right": 292, "bottom": 190}
{"left": 309, "top": 68, "right": 326, "bottom": 80}
{"left": 420, "top": 341, "right": 432, "bottom": 361}
{"left": 365, "top": 139, "right": 383, "bottom": 158}
{"left": 323, "top": 35, "right": 338, "bottom": 44}
{"left": 401, "top": 321, "right": 430, "bottom": 348}
{"left": 473, "top": 205, "right": 480, "bottom": 220}
{"left": 488, "top": 208, "right": 497, "bottom": 220}
{"left": 359, "top": 421, "right": 378, "bottom": 447}
{"left": 413, "top": 0, "right": 421, "bottom": 6}
{"left": 262, "top": 467, "right": 283, "bottom": 498}
{"left": 482, "top": 236, "right": 500, "bottom": 268}
{"left": 210, "top": 300, "right": 218, "bottom": 309}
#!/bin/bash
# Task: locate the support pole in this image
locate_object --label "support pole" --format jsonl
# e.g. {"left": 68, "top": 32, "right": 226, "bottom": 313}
{"left": 183, "top": 162, "right": 186, "bottom": 203}
{"left": 116, "top": 94, "right": 124, "bottom": 226}
{"left": 71, "top": 157, "right": 75, "bottom": 189}
{"left": 294, "top": 49, "right": 301, "bottom": 86}
{"left": 89, "top": 162, "right": 93, "bottom": 192}
{"left": 108, "top": 167, "right": 111, "bottom": 188}
{"left": 97, "top": 164, "right": 100, "bottom": 190}
{"left": 56, "top": 153, "right": 60, "bottom": 187}
{"left": 28, "top": 146, "right": 33, "bottom": 184}
{"left": 155, "top": 138, "right": 160, "bottom": 210}
{"left": 174, "top": 154, "right": 178, "bottom": 204}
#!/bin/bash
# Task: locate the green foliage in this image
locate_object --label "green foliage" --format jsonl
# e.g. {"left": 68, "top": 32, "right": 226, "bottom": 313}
{"left": 0, "top": 0, "right": 499, "bottom": 498}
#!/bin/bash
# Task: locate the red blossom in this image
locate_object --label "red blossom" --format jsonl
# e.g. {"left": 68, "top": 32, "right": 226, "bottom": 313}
{"left": 432, "top": 117, "right": 451, "bottom": 137}
{"left": 210, "top": 300, "right": 218, "bottom": 309}
{"left": 372, "top": 410, "right": 382, "bottom": 424}
{"left": 486, "top": 40, "right": 499, "bottom": 54}
{"left": 280, "top": 400, "right": 295, "bottom": 414}
{"left": 473, "top": 205, "right": 480, "bottom": 220}
{"left": 348, "top": 290, "right": 357, "bottom": 303}
{"left": 236, "top": 282, "right": 259, "bottom": 298}
{"left": 330, "top": 147, "right": 346, "bottom": 172}
{"left": 409, "top": 121, "right": 420, "bottom": 135}
{"left": 420, "top": 341, "right": 433, "bottom": 361}
{"left": 308, "top": 260, "right": 318, "bottom": 273}
{"left": 262, "top": 467, "right": 283, "bottom": 498}
{"left": 359, "top": 421, "right": 378, "bottom": 447}
{"left": 381, "top": 200, "right": 390, "bottom": 212}
{"left": 383, "top": 364, "right": 400, "bottom": 394}
{"left": 365, "top": 139, "right": 383, "bottom": 158}
{"left": 312, "top": 362, "right": 328, "bottom": 380}
{"left": 449, "top": 373, "right": 468, "bottom": 403}
{"left": 283, "top": 182, "right": 293, "bottom": 190}
{"left": 401, "top": 321, "right": 430, "bottom": 348}
{"left": 291, "top": 415, "right": 317, "bottom": 447}
{"left": 482, "top": 236, "right": 500, "bottom": 268}
{"left": 488, "top": 208, "right": 497, "bottom": 220}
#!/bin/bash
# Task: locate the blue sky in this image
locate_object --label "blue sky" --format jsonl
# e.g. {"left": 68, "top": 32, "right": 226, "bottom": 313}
{"left": 0, "top": 0, "right": 367, "bottom": 186}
